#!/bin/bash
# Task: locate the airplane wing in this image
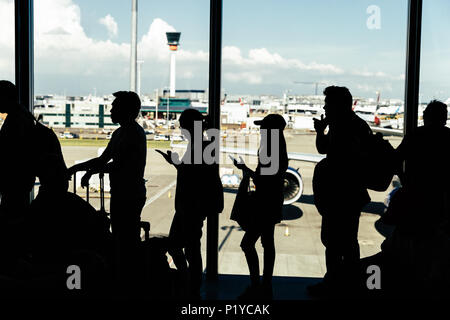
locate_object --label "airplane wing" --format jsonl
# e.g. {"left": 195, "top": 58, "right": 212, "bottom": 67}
{"left": 220, "top": 147, "right": 258, "bottom": 157}
{"left": 170, "top": 142, "right": 324, "bottom": 163}
{"left": 370, "top": 126, "right": 403, "bottom": 136}
{"left": 287, "top": 152, "right": 325, "bottom": 163}
{"left": 169, "top": 142, "right": 321, "bottom": 204}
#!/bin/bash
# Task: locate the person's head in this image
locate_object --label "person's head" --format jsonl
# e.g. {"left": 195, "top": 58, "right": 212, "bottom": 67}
{"left": 110, "top": 91, "right": 141, "bottom": 124}
{"left": 323, "top": 86, "right": 353, "bottom": 121}
{"left": 179, "top": 108, "right": 205, "bottom": 136}
{"left": 254, "top": 114, "right": 288, "bottom": 173}
{"left": 254, "top": 113, "right": 287, "bottom": 132}
{"left": 423, "top": 100, "right": 447, "bottom": 127}
{"left": 36, "top": 154, "right": 69, "bottom": 193}
{"left": 0, "top": 80, "right": 19, "bottom": 113}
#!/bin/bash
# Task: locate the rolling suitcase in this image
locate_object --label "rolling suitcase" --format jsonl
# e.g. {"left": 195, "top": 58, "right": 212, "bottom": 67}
{"left": 72, "top": 171, "right": 151, "bottom": 240}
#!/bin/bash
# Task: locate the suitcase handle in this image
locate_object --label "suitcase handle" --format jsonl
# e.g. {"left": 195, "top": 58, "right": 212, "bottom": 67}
{"left": 72, "top": 171, "right": 104, "bottom": 206}
{"left": 72, "top": 171, "right": 150, "bottom": 239}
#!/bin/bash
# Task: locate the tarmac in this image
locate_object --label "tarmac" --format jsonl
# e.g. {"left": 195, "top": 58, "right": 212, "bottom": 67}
{"left": 59, "top": 131, "right": 403, "bottom": 300}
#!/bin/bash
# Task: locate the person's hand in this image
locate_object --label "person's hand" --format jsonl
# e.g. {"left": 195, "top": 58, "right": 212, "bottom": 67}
{"left": 66, "top": 165, "right": 79, "bottom": 181}
{"left": 232, "top": 156, "right": 251, "bottom": 175}
{"left": 156, "top": 149, "right": 179, "bottom": 165}
{"left": 81, "top": 171, "right": 92, "bottom": 188}
{"left": 313, "top": 114, "right": 328, "bottom": 133}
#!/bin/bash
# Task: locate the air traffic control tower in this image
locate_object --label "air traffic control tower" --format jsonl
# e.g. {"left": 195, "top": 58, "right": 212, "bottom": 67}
{"left": 166, "top": 32, "right": 181, "bottom": 97}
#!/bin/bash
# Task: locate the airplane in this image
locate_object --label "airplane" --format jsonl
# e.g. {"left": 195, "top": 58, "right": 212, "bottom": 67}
{"left": 169, "top": 124, "right": 403, "bottom": 206}
{"left": 170, "top": 142, "right": 325, "bottom": 205}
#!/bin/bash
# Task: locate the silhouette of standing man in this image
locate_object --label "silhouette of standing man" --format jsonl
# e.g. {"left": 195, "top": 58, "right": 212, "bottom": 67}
{"left": 381, "top": 100, "right": 450, "bottom": 296}
{"left": 0, "top": 80, "right": 35, "bottom": 222}
{"left": 395, "top": 100, "right": 450, "bottom": 228}
{"left": 68, "top": 91, "right": 146, "bottom": 290}
{"left": 157, "top": 109, "right": 223, "bottom": 299}
{"left": 309, "top": 86, "right": 371, "bottom": 297}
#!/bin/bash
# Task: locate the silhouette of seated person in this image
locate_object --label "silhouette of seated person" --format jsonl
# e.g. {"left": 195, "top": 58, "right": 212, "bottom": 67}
{"left": 27, "top": 156, "right": 111, "bottom": 264}
{"left": 0, "top": 125, "right": 112, "bottom": 292}
{"left": 156, "top": 109, "right": 223, "bottom": 298}
{"left": 0, "top": 81, "right": 35, "bottom": 223}
{"left": 67, "top": 91, "right": 146, "bottom": 290}
{"left": 379, "top": 100, "right": 450, "bottom": 296}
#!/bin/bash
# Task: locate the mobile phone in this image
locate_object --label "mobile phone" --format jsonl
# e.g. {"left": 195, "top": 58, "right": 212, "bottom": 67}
{"left": 229, "top": 155, "right": 238, "bottom": 163}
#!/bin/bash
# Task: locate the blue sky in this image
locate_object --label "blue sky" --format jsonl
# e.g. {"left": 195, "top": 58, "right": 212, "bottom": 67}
{"left": 1, "top": 0, "right": 449, "bottom": 102}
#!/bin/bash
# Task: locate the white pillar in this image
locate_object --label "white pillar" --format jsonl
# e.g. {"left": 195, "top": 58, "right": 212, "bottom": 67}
{"left": 130, "top": 0, "right": 138, "bottom": 92}
{"left": 155, "top": 89, "right": 159, "bottom": 121}
{"left": 137, "top": 60, "right": 143, "bottom": 97}
{"left": 170, "top": 52, "right": 176, "bottom": 97}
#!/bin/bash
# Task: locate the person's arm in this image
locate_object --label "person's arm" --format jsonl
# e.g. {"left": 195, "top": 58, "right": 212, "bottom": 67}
{"left": 394, "top": 136, "right": 407, "bottom": 184}
{"left": 314, "top": 115, "right": 329, "bottom": 154}
{"left": 316, "top": 131, "right": 329, "bottom": 154}
{"left": 232, "top": 158, "right": 256, "bottom": 179}
{"left": 67, "top": 141, "right": 114, "bottom": 186}
{"left": 155, "top": 149, "right": 181, "bottom": 169}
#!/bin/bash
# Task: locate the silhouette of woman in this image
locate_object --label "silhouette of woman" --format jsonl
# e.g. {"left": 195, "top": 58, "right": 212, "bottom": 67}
{"left": 233, "top": 114, "right": 288, "bottom": 299}
{"left": 156, "top": 109, "right": 223, "bottom": 299}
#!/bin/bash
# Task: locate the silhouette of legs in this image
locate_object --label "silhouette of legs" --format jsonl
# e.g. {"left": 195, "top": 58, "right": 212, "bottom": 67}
{"left": 168, "top": 211, "right": 205, "bottom": 297}
{"left": 320, "top": 209, "right": 361, "bottom": 290}
{"left": 185, "top": 235, "right": 203, "bottom": 295}
{"left": 110, "top": 195, "right": 145, "bottom": 293}
{"left": 260, "top": 225, "right": 275, "bottom": 285}
{"left": 241, "top": 238, "right": 260, "bottom": 286}
{"left": 240, "top": 223, "right": 276, "bottom": 297}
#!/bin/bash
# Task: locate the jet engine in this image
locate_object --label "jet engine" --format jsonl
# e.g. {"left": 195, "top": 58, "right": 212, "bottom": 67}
{"left": 283, "top": 167, "right": 303, "bottom": 205}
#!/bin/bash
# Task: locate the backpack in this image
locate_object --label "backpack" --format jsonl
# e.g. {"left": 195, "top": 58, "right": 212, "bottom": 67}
{"left": 362, "top": 131, "right": 396, "bottom": 192}
{"left": 32, "top": 117, "right": 65, "bottom": 160}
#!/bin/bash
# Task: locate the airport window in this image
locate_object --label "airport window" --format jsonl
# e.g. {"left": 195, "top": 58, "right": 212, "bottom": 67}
{"left": 0, "top": 0, "right": 14, "bottom": 129}
{"left": 33, "top": 0, "right": 211, "bottom": 255}
{"left": 5, "top": 0, "right": 450, "bottom": 300}
{"left": 221, "top": 0, "right": 408, "bottom": 279}
{"left": 0, "top": 0, "right": 14, "bottom": 84}
{"left": 420, "top": 0, "right": 450, "bottom": 127}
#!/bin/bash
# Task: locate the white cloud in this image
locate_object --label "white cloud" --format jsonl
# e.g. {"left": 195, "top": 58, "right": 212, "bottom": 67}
{"left": 138, "top": 18, "right": 208, "bottom": 62}
{"left": 223, "top": 46, "right": 343, "bottom": 74}
{"left": 181, "top": 71, "right": 194, "bottom": 79}
{"left": 352, "top": 70, "right": 387, "bottom": 78}
{"left": 99, "top": 14, "right": 118, "bottom": 38}
{"left": 0, "top": 0, "right": 14, "bottom": 47}
{"left": 0, "top": 0, "right": 14, "bottom": 80}
{"left": 351, "top": 70, "right": 407, "bottom": 82}
{"left": 356, "top": 83, "right": 393, "bottom": 93}
{"left": 248, "top": 48, "right": 284, "bottom": 65}
{"left": 139, "top": 18, "right": 177, "bottom": 61}
{"left": 0, "top": 0, "right": 207, "bottom": 83}
{"left": 0, "top": 0, "right": 405, "bottom": 96}
{"left": 225, "top": 72, "right": 263, "bottom": 84}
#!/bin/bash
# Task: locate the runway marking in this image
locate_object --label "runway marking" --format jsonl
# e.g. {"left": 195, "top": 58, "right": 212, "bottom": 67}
{"left": 144, "top": 180, "right": 176, "bottom": 208}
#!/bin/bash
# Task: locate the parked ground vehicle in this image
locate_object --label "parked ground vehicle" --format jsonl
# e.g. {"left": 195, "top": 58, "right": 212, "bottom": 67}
{"left": 153, "top": 134, "right": 170, "bottom": 141}
{"left": 60, "top": 132, "right": 74, "bottom": 139}
{"left": 170, "top": 135, "right": 184, "bottom": 142}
